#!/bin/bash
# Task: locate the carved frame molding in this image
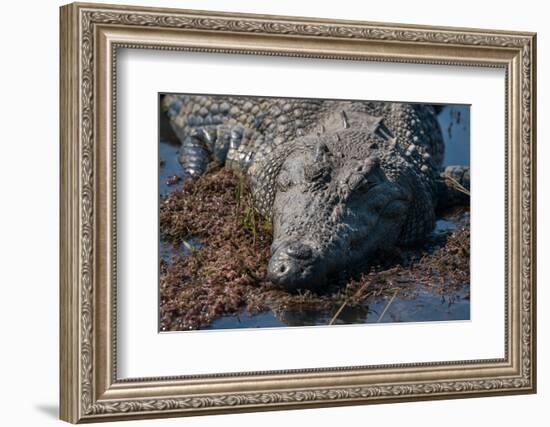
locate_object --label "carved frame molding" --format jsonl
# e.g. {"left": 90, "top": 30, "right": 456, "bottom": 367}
{"left": 60, "top": 2, "right": 536, "bottom": 423}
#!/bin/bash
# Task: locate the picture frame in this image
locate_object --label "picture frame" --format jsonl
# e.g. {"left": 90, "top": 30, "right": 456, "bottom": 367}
{"left": 59, "top": 2, "right": 536, "bottom": 423}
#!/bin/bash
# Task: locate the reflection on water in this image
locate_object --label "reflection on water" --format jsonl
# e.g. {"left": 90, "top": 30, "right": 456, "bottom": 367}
{"left": 207, "top": 311, "right": 285, "bottom": 329}
{"left": 160, "top": 104, "right": 470, "bottom": 329}
{"left": 279, "top": 287, "right": 469, "bottom": 327}
{"left": 160, "top": 238, "right": 202, "bottom": 262}
{"left": 204, "top": 285, "right": 469, "bottom": 330}
{"left": 159, "top": 140, "right": 185, "bottom": 198}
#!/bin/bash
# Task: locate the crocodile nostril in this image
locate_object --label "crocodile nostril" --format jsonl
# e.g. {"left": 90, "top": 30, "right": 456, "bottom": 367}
{"left": 279, "top": 264, "right": 287, "bottom": 273}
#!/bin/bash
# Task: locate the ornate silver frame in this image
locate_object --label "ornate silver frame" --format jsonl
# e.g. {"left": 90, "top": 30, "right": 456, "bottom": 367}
{"left": 60, "top": 2, "right": 536, "bottom": 423}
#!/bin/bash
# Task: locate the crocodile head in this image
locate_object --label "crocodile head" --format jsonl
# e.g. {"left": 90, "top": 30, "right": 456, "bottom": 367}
{"left": 266, "top": 135, "right": 412, "bottom": 291}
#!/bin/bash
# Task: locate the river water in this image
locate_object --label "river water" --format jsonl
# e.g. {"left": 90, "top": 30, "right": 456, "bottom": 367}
{"left": 160, "top": 104, "right": 471, "bottom": 329}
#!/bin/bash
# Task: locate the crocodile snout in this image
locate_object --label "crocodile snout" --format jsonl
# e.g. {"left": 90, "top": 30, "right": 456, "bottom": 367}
{"left": 267, "top": 241, "right": 326, "bottom": 290}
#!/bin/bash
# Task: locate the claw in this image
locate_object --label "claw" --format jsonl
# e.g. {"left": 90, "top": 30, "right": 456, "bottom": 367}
{"left": 191, "top": 127, "right": 217, "bottom": 152}
{"left": 178, "top": 135, "right": 210, "bottom": 176}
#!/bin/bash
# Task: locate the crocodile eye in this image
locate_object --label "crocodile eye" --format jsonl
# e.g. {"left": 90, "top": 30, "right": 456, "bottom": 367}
{"left": 304, "top": 164, "right": 330, "bottom": 183}
{"left": 349, "top": 157, "right": 382, "bottom": 192}
{"left": 277, "top": 172, "right": 292, "bottom": 192}
{"left": 348, "top": 174, "right": 376, "bottom": 192}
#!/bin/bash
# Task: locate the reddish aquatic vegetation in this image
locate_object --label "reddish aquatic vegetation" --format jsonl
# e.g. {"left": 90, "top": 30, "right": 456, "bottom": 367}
{"left": 159, "top": 168, "right": 470, "bottom": 331}
{"left": 160, "top": 168, "right": 272, "bottom": 331}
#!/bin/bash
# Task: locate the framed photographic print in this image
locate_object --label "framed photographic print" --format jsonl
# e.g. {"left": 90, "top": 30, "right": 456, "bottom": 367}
{"left": 59, "top": 2, "right": 537, "bottom": 423}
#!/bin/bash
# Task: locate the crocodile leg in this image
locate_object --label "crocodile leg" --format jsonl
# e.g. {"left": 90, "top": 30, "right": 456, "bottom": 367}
{"left": 177, "top": 124, "right": 254, "bottom": 177}
{"left": 177, "top": 128, "right": 212, "bottom": 177}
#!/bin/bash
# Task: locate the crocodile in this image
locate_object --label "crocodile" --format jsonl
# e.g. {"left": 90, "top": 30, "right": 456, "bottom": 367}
{"left": 161, "top": 94, "right": 470, "bottom": 291}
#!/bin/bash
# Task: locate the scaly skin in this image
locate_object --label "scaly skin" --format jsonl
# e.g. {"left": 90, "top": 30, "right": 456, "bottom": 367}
{"left": 162, "top": 94, "right": 469, "bottom": 291}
